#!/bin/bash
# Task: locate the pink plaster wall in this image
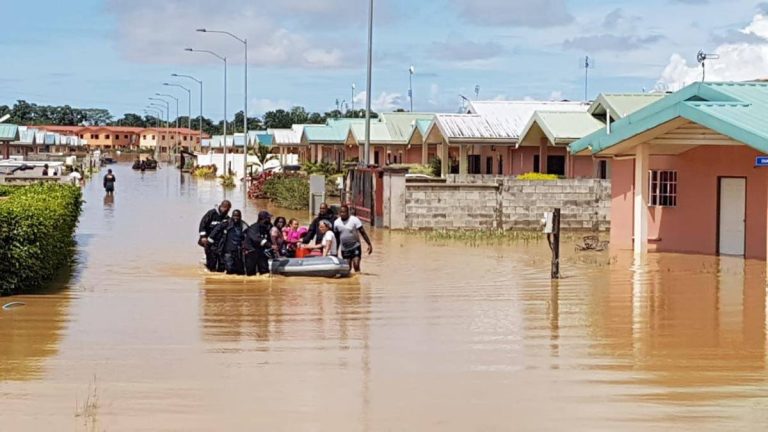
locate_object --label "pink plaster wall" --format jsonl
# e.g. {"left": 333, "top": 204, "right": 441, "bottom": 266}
{"left": 610, "top": 145, "right": 768, "bottom": 259}
{"left": 511, "top": 147, "right": 539, "bottom": 175}
{"left": 572, "top": 156, "right": 596, "bottom": 178}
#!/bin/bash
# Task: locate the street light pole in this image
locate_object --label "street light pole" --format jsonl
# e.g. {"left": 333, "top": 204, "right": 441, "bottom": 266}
{"left": 409, "top": 66, "right": 415, "bottom": 112}
{"left": 351, "top": 83, "right": 356, "bottom": 113}
{"left": 149, "top": 98, "right": 170, "bottom": 158}
{"left": 172, "top": 74, "right": 204, "bottom": 151}
{"left": 363, "top": 0, "right": 374, "bottom": 166}
{"left": 157, "top": 93, "right": 180, "bottom": 154}
{"left": 197, "top": 29, "right": 249, "bottom": 183}
{"left": 163, "top": 83, "right": 192, "bottom": 150}
{"left": 186, "top": 48, "right": 228, "bottom": 175}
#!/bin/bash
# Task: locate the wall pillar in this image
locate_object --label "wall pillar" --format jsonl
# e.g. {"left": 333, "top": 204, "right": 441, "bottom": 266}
{"left": 539, "top": 137, "right": 549, "bottom": 174}
{"left": 459, "top": 144, "right": 469, "bottom": 175}
{"left": 422, "top": 140, "right": 429, "bottom": 165}
{"left": 633, "top": 143, "right": 650, "bottom": 254}
{"left": 440, "top": 139, "right": 449, "bottom": 178}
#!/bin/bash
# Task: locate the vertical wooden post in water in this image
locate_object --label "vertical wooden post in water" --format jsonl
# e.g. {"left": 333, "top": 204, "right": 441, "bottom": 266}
{"left": 550, "top": 208, "right": 561, "bottom": 279}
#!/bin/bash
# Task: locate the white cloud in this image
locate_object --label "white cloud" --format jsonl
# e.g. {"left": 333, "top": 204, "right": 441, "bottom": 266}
{"left": 549, "top": 90, "right": 564, "bottom": 101}
{"left": 659, "top": 14, "right": 768, "bottom": 89}
{"left": 106, "top": 0, "right": 363, "bottom": 68}
{"left": 355, "top": 91, "right": 405, "bottom": 112}
{"left": 250, "top": 98, "right": 294, "bottom": 116}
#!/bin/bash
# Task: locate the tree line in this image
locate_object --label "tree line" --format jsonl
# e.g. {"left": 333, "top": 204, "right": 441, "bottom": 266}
{"left": 0, "top": 101, "right": 379, "bottom": 136}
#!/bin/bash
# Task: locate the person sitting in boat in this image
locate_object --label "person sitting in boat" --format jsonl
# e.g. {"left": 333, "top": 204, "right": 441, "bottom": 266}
{"left": 208, "top": 209, "right": 248, "bottom": 275}
{"left": 302, "top": 202, "right": 335, "bottom": 246}
{"left": 301, "top": 220, "right": 337, "bottom": 257}
{"left": 283, "top": 218, "right": 306, "bottom": 257}
{"left": 270, "top": 216, "right": 288, "bottom": 257}
{"left": 244, "top": 211, "right": 273, "bottom": 276}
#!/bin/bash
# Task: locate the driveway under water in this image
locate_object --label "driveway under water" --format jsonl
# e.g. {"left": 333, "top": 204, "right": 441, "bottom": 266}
{"left": 1, "top": 163, "right": 767, "bottom": 431}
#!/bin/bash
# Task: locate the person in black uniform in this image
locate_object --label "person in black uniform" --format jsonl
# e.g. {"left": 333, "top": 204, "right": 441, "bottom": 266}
{"left": 244, "top": 211, "right": 273, "bottom": 276}
{"left": 198, "top": 200, "right": 232, "bottom": 272}
{"left": 103, "top": 169, "right": 116, "bottom": 195}
{"left": 302, "top": 202, "right": 336, "bottom": 245}
{"left": 209, "top": 209, "right": 248, "bottom": 275}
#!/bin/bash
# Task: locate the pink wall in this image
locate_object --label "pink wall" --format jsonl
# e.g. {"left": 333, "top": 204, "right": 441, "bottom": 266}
{"left": 572, "top": 156, "right": 596, "bottom": 178}
{"left": 511, "top": 147, "right": 539, "bottom": 175}
{"left": 610, "top": 145, "right": 768, "bottom": 259}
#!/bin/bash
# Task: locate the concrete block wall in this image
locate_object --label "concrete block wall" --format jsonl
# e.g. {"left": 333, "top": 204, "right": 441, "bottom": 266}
{"left": 404, "top": 176, "right": 611, "bottom": 231}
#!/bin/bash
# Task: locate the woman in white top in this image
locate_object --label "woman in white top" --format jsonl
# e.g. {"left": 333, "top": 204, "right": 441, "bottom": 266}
{"left": 301, "top": 220, "right": 338, "bottom": 257}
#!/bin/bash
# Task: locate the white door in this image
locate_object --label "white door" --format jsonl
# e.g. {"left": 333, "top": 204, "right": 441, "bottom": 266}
{"left": 719, "top": 178, "right": 746, "bottom": 256}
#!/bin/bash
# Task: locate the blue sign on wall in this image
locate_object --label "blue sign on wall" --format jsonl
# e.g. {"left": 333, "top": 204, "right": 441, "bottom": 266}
{"left": 756, "top": 156, "right": 768, "bottom": 167}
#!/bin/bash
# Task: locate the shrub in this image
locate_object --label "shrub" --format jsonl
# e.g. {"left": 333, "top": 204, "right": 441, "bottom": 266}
{"left": 192, "top": 165, "right": 217, "bottom": 178}
{"left": 516, "top": 172, "right": 560, "bottom": 181}
{"left": 261, "top": 173, "right": 309, "bottom": 210}
{"left": 303, "top": 161, "right": 339, "bottom": 176}
{"left": 389, "top": 164, "right": 434, "bottom": 176}
{"left": 0, "top": 183, "right": 83, "bottom": 295}
{"left": 429, "top": 157, "right": 441, "bottom": 177}
{"left": 219, "top": 175, "right": 236, "bottom": 188}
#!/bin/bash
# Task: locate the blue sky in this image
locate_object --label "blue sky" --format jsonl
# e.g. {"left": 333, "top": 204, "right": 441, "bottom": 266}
{"left": 2, "top": 0, "right": 767, "bottom": 120}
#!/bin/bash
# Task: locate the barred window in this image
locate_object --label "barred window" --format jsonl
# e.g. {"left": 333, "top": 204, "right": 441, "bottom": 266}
{"left": 649, "top": 170, "right": 677, "bottom": 207}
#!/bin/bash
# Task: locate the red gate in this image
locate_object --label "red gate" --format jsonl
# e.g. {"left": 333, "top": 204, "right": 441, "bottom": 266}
{"left": 350, "top": 167, "right": 383, "bottom": 225}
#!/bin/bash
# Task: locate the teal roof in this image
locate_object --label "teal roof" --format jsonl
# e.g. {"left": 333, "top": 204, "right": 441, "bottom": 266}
{"left": 379, "top": 113, "right": 435, "bottom": 142}
{"left": 415, "top": 119, "right": 432, "bottom": 135}
{"left": 349, "top": 122, "right": 394, "bottom": 144}
{"left": 0, "top": 124, "right": 19, "bottom": 141}
{"left": 570, "top": 82, "right": 768, "bottom": 155}
{"left": 304, "top": 119, "right": 365, "bottom": 143}
{"left": 588, "top": 93, "right": 666, "bottom": 120}
{"left": 520, "top": 111, "right": 604, "bottom": 145}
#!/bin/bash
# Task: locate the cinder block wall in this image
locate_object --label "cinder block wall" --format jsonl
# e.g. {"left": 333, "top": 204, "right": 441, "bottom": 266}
{"left": 404, "top": 175, "right": 611, "bottom": 231}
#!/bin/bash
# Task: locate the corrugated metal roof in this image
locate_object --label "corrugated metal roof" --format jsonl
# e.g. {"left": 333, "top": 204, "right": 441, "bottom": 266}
{"left": 467, "top": 100, "right": 589, "bottom": 138}
{"left": 520, "top": 111, "right": 605, "bottom": 146}
{"left": 570, "top": 82, "right": 768, "bottom": 155}
{"left": 0, "top": 124, "right": 19, "bottom": 141}
{"left": 433, "top": 114, "right": 512, "bottom": 141}
{"left": 268, "top": 128, "right": 303, "bottom": 145}
{"left": 349, "top": 122, "right": 394, "bottom": 144}
{"left": 588, "top": 93, "right": 666, "bottom": 119}
{"left": 379, "top": 113, "right": 435, "bottom": 142}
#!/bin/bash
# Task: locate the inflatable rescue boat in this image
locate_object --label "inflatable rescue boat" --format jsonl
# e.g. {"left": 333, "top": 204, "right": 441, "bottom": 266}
{"left": 269, "top": 256, "right": 351, "bottom": 278}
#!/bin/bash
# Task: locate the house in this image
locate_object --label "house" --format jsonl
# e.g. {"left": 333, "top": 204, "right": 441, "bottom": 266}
{"left": 302, "top": 119, "right": 364, "bottom": 168}
{"left": 139, "top": 128, "right": 203, "bottom": 153}
{"left": 269, "top": 125, "right": 306, "bottom": 164}
{"left": 570, "top": 82, "right": 768, "bottom": 259}
{"left": 0, "top": 124, "right": 20, "bottom": 159}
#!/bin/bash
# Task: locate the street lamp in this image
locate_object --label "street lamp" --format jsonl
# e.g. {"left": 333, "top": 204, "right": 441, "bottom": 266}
{"left": 197, "top": 28, "right": 249, "bottom": 182}
{"left": 186, "top": 47, "right": 228, "bottom": 175}
{"left": 157, "top": 93, "right": 180, "bottom": 154}
{"left": 351, "top": 83, "right": 356, "bottom": 113}
{"left": 163, "top": 83, "right": 192, "bottom": 132}
{"left": 172, "top": 73, "right": 204, "bottom": 148}
{"left": 148, "top": 98, "right": 169, "bottom": 158}
{"left": 363, "top": 0, "right": 374, "bottom": 166}
{"left": 409, "top": 66, "right": 415, "bottom": 112}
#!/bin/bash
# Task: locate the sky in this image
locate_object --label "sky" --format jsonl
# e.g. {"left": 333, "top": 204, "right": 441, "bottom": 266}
{"left": 2, "top": 0, "right": 768, "bottom": 120}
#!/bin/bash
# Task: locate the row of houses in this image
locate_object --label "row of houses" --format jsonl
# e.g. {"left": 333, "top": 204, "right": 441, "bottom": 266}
{"left": 200, "top": 92, "right": 666, "bottom": 180}
{"left": 0, "top": 125, "right": 207, "bottom": 157}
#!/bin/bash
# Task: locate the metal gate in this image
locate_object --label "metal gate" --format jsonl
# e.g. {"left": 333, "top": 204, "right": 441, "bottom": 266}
{"left": 349, "top": 167, "right": 383, "bottom": 225}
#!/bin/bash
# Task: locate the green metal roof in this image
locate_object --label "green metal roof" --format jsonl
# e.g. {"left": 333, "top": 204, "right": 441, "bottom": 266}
{"left": 379, "top": 113, "right": 435, "bottom": 142}
{"left": 588, "top": 93, "right": 667, "bottom": 120}
{"left": 349, "top": 122, "right": 394, "bottom": 144}
{"left": 520, "top": 111, "right": 604, "bottom": 145}
{"left": 570, "top": 82, "right": 768, "bottom": 155}
{"left": 0, "top": 124, "right": 19, "bottom": 141}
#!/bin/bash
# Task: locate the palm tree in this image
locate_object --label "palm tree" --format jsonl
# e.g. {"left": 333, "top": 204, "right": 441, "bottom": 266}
{"left": 250, "top": 144, "right": 279, "bottom": 172}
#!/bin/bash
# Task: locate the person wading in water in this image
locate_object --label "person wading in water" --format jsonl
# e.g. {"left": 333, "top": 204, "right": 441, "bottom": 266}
{"left": 103, "top": 169, "right": 116, "bottom": 195}
{"left": 198, "top": 200, "right": 231, "bottom": 272}
{"left": 209, "top": 209, "right": 248, "bottom": 275}
{"left": 333, "top": 204, "right": 373, "bottom": 272}
{"left": 244, "top": 211, "right": 274, "bottom": 276}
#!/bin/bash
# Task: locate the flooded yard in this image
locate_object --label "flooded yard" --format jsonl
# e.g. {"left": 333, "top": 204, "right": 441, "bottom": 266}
{"left": 1, "top": 164, "right": 767, "bottom": 431}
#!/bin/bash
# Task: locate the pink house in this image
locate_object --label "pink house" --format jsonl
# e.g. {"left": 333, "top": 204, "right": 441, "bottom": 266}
{"left": 570, "top": 82, "right": 768, "bottom": 259}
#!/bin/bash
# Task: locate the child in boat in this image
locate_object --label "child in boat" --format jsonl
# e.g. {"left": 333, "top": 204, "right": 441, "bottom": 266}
{"left": 283, "top": 219, "right": 307, "bottom": 257}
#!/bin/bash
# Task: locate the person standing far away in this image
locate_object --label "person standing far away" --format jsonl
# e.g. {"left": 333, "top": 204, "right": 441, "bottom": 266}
{"left": 244, "top": 211, "right": 274, "bottom": 276}
{"left": 198, "top": 200, "right": 232, "bottom": 272}
{"left": 302, "top": 202, "right": 336, "bottom": 246}
{"left": 334, "top": 204, "right": 373, "bottom": 272}
{"left": 103, "top": 169, "right": 116, "bottom": 195}
{"left": 42, "top": 164, "right": 49, "bottom": 176}
{"left": 208, "top": 209, "right": 248, "bottom": 275}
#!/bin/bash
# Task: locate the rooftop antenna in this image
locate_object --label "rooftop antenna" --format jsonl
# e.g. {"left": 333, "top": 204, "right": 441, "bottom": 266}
{"left": 474, "top": 85, "right": 480, "bottom": 100}
{"left": 581, "top": 56, "right": 595, "bottom": 102}
{"left": 697, "top": 50, "right": 720, "bottom": 82}
{"left": 458, "top": 94, "right": 470, "bottom": 113}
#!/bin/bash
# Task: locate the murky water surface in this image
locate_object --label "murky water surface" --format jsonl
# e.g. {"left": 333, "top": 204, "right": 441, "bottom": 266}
{"left": 1, "top": 164, "right": 768, "bottom": 431}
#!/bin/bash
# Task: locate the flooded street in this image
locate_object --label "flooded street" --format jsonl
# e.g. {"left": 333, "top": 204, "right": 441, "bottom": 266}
{"left": 1, "top": 163, "right": 768, "bottom": 431}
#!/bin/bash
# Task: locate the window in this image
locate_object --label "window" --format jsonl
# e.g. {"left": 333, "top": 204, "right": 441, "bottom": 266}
{"left": 183, "top": 136, "right": 188, "bottom": 141}
{"left": 79, "top": 134, "right": 84, "bottom": 139}
{"left": 143, "top": 135, "right": 147, "bottom": 140}
{"left": 498, "top": 156, "right": 503, "bottom": 175}
{"left": 151, "top": 135, "right": 156, "bottom": 140}
{"left": 161, "top": 135, "right": 166, "bottom": 140}
{"left": 649, "top": 170, "right": 677, "bottom": 207}
{"left": 105, "top": 135, "right": 110, "bottom": 139}
{"left": 547, "top": 156, "right": 565, "bottom": 176}
{"left": 598, "top": 160, "right": 608, "bottom": 180}
{"left": 124, "top": 135, "right": 129, "bottom": 139}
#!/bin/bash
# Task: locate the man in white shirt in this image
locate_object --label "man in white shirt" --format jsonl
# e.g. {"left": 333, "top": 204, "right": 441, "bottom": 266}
{"left": 333, "top": 204, "right": 373, "bottom": 273}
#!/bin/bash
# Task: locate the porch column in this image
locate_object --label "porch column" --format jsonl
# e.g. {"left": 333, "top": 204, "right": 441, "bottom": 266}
{"left": 633, "top": 143, "right": 650, "bottom": 254}
{"left": 539, "top": 137, "right": 549, "bottom": 174}
{"left": 421, "top": 140, "right": 429, "bottom": 165}
{"left": 459, "top": 144, "right": 469, "bottom": 175}
{"left": 440, "top": 139, "right": 449, "bottom": 178}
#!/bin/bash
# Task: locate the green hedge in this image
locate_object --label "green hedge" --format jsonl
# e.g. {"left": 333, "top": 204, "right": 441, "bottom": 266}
{"left": 0, "top": 183, "right": 83, "bottom": 295}
{"left": 262, "top": 173, "right": 310, "bottom": 210}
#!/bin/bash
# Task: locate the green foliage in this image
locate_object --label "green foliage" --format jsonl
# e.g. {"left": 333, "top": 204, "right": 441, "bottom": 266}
{"left": 262, "top": 173, "right": 310, "bottom": 210}
{"left": 0, "top": 183, "right": 83, "bottom": 295}
{"left": 429, "top": 157, "right": 442, "bottom": 177}
{"left": 219, "top": 175, "right": 236, "bottom": 188}
{"left": 192, "top": 165, "right": 217, "bottom": 178}
{"left": 389, "top": 164, "right": 434, "bottom": 176}
{"left": 251, "top": 145, "right": 279, "bottom": 168}
{"left": 516, "top": 172, "right": 560, "bottom": 181}
{"left": 302, "top": 161, "right": 339, "bottom": 176}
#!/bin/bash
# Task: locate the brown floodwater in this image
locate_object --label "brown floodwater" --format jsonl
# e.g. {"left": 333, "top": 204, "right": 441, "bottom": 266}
{"left": 1, "top": 163, "right": 768, "bottom": 431}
